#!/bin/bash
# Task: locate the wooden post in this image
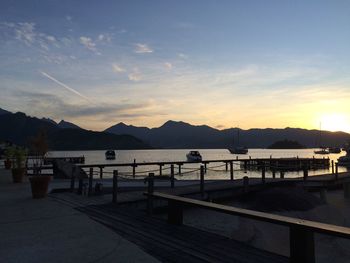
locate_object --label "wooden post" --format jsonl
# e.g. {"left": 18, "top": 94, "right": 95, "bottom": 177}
{"left": 200, "top": 165, "right": 204, "bottom": 195}
{"left": 289, "top": 226, "right": 315, "bottom": 263}
{"left": 230, "top": 161, "right": 234, "bottom": 180}
{"left": 272, "top": 168, "right": 276, "bottom": 179}
{"left": 88, "top": 167, "right": 93, "bottom": 196}
{"left": 204, "top": 162, "right": 207, "bottom": 174}
{"left": 78, "top": 178, "right": 83, "bottom": 195}
{"left": 280, "top": 171, "right": 284, "bottom": 179}
{"left": 99, "top": 166, "right": 103, "bottom": 179}
{"left": 335, "top": 162, "right": 339, "bottom": 180}
{"left": 70, "top": 166, "right": 76, "bottom": 192}
{"left": 303, "top": 168, "right": 308, "bottom": 181}
{"left": 225, "top": 162, "right": 228, "bottom": 171}
{"left": 170, "top": 164, "right": 175, "bottom": 188}
{"left": 159, "top": 164, "right": 163, "bottom": 176}
{"left": 133, "top": 159, "right": 136, "bottom": 178}
{"left": 168, "top": 200, "right": 183, "bottom": 225}
{"left": 243, "top": 176, "right": 249, "bottom": 193}
{"left": 147, "top": 173, "right": 154, "bottom": 215}
{"left": 331, "top": 160, "right": 334, "bottom": 174}
{"left": 261, "top": 164, "right": 265, "bottom": 184}
{"left": 178, "top": 164, "right": 182, "bottom": 176}
{"left": 112, "top": 170, "right": 118, "bottom": 204}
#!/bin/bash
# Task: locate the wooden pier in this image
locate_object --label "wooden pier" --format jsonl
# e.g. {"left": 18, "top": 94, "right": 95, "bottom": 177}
{"left": 72, "top": 157, "right": 331, "bottom": 179}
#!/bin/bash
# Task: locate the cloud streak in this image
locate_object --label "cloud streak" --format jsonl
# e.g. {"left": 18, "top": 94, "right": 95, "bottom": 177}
{"left": 134, "top": 43, "right": 153, "bottom": 53}
{"left": 39, "top": 71, "right": 92, "bottom": 103}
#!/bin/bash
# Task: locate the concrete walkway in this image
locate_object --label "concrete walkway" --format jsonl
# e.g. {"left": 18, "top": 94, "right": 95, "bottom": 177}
{"left": 0, "top": 169, "right": 159, "bottom": 263}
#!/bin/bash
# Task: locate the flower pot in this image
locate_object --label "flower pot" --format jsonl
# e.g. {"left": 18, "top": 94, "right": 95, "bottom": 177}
{"left": 4, "top": 159, "right": 12, "bottom": 169}
{"left": 12, "top": 168, "right": 26, "bottom": 183}
{"left": 29, "top": 176, "right": 52, "bottom": 199}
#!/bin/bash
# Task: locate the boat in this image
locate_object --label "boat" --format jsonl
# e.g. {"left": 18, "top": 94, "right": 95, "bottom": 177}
{"left": 314, "top": 123, "right": 329, "bottom": 155}
{"left": 228, "top": 129, "right": 248, "bottom": 154}
{"left": 105, "top": 150, "right": 116, "bottom": 160}
{"left": 314, "top": 148, "right": 329, "bottom": 155}
{"left": 186, "top": 151, "right": 202, "bottom": 162}
{"left": 338, "top": 147, "right": 350, "bottom": 166}
{"left": 228, "top": 146, "right": 248, "bottom": 154}
{"left": 328, "top": 147, "right": 341, "bottom": 154}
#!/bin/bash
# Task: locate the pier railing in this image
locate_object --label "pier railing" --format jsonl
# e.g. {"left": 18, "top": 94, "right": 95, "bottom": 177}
{"left": 146, "top": 191, "right": 350, "bottom": 263}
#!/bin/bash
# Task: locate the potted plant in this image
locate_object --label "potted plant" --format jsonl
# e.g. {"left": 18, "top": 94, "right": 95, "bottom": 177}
{"left": 8, "top": 146, "right": 28, "bottom": 183}
{"left": 28, "top": 130, "right": 52, "bottom": 199}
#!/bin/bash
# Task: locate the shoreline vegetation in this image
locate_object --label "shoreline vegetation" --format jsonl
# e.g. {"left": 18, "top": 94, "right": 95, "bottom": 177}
{"left": 268, "top": 139, "right": 305, "bottom": 149}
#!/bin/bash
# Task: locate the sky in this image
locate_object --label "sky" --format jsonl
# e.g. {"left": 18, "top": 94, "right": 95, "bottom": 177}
{"left": 1, "top": 0, "right": 350, "bottom": 132}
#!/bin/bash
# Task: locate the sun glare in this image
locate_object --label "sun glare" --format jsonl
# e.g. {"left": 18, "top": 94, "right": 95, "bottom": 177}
{"left": 320, "top": 114, "right": 350, "bottom": 133}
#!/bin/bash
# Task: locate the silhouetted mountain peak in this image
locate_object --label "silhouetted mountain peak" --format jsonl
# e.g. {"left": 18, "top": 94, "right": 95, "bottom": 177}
{"left": 160, "top": 120, "right": 192, "bottom": 129}
{"left": 58, "top": 120, "right": 81, "bottom": 129}
{"left": 42, "top": 117, "right": 57, "bottom": 125}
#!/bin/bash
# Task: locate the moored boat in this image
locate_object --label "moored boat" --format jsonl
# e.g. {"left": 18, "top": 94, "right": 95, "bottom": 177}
{"left": 105, "top": 150, "right": 116, "bottom": 160}
{"left": 228, "top": 146, "right": 248, "bottom": 154}
{"left": 186, "top": 151, "right": 202, "bottom": 162}
{"left": 314, "top": 148, "right": 329, "bottom": 155}
{"left": 228, "top": 129, "right": 248, "bottom": 155}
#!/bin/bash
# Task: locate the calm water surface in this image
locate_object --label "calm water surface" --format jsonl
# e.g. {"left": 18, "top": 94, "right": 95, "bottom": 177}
{"left": 47, "top": 149, "right": 348, "bottom": 180}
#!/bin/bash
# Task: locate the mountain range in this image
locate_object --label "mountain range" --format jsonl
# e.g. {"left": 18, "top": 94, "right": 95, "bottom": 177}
{"left": 105, "top": 121, "right": 350, "bottom": 149}
{"left": 0, "top": 110, "right": 150, "bottom": 150}
{"left": 1, "top": 107, "right": 349, "bottom": 150}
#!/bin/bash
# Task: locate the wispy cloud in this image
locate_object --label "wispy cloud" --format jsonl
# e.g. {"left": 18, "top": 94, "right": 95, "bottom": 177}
{"left": 39, "top": 70, "right": 92, "bottom": 103}
{"left": 112, "top": 64, "right": 125, "bottom": 73}
{"left": 79, "top": 36, "right": 99, "bottom": 54}
{"left": 134, "top": 43, "right": 153, "bottom": 53}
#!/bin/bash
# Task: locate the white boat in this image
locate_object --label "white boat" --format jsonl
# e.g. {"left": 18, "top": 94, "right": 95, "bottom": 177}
{"left": 338, "top": 148, "right": 350, "bottom": 166}
{"left": 314, "top": 148, "right": 329, "bottom": 155}
{"left": 105, "top": 150, "right": 116, "bottom": 160}
{"left": 186, "top": 151, "right": 202, "bottom": 162}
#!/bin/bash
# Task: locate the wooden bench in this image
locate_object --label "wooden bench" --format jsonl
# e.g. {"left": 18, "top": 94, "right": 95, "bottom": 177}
{"left": 146, "top": 191, "right": 350, "bottom": 263}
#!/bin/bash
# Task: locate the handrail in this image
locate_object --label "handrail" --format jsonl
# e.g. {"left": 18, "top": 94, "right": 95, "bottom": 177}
{"left": 147, "top": 192, "right": 350, "bottom": 239}
{"left": 145, "top": 191, "right": 350, "bottom": 262}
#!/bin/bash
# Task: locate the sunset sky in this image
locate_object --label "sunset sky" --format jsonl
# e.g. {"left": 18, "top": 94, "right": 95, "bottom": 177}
{"left": 1, "top": 1, "right": 350, "bottom": 132}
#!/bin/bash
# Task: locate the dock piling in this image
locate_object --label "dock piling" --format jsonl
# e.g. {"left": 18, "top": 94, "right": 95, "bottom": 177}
{"left": 200, "top": 165, "right": 205, "bottom": 195}
{"left": 230, "top": 161, "right": 234, "bottom": 180}
{"left": 243, "top": 176, "right": 249, "bottom": 193}
{"left": 261, "top": 164, "right": 265, "bottom": 184}
{"left": 335, "top": 163, "right": 339, "bottom": 180}
{"left": 331, "top": 160, "right": 334, "bottom": 174}
{"left": 112, "top": 170, "right": 118, "bottom": 203}
{"left": 99, "top": 167, "right": 103, "bottom": 179}
{"left": 303, "top": 168, "right": 308, "bottom": 181}
{"left": 88, "top": 167, "right": 93, "bottom": 196}
{"left": 147, "top": 173, "right": 154, "bottom": 215}
{"left": 170, "top": 164, "right": 175, "bottom": 188}
{"left": 133, "top": 159, "right": 136, "bottom": 178}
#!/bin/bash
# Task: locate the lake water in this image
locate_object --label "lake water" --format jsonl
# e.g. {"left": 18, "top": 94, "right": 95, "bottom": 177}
{"left": 47, "top": 149, "right": 349, "bottom": 180}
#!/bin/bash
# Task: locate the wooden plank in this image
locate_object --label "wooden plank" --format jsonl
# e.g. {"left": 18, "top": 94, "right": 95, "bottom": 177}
{"left": 78, "top": 205, "right": 287, "bottom": 263}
